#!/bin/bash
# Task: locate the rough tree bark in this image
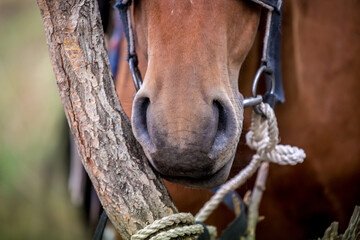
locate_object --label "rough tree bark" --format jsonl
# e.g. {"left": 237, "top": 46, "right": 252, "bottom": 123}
{"left": 36, "top": 0, "right": 177, "bottom": 239}
{"left": 319, "top": 206, "right": 360, "bottom": 240}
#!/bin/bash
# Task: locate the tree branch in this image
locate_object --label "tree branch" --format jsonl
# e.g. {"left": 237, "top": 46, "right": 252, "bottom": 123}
{"left": 245, "top": 162, "right": 269, "bottom": 240}
{"left": 36, "top": 0, "right": 177, "bottom": 239}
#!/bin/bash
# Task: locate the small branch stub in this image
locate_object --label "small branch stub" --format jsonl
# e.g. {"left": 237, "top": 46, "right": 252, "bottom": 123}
{"left": 244, "top": 162, "right": 269, "bottom": 240}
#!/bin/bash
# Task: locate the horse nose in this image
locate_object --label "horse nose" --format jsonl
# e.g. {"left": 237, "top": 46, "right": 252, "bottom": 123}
{"left": 131, "top": 89, "right": 239, "bottom": 179}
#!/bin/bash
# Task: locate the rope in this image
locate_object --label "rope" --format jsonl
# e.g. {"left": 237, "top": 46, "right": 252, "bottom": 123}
{"left": 195, "top": 157, "right": 262, "bottom": 223}
{"left": 131, "top": 103, "right": 305, "bottom": 239}
{"left": 195, "top": 103, "right": 305, "bottom": 223}
{"left": 131, "top": 213, "right": 212, "bottom": 240}
{"left": 246, "top": 103, "right": 305, "bottom": 165}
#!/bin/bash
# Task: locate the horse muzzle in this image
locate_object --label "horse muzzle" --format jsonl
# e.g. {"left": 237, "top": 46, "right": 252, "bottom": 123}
{"left": 131, "top": 86, "right": 243, "bottom": 188}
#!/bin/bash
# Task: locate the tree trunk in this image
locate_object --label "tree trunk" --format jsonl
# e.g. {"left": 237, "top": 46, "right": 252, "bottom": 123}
{"left": 36, "top": 1, "right": 177, "bottom": 239}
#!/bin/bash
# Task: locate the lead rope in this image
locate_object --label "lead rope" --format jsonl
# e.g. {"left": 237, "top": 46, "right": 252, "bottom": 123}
{"left": 195, "top": 103, "right": 305, "bottom": 223}
{"left": 130, "top": 103, "right": 305, "bottom": 240}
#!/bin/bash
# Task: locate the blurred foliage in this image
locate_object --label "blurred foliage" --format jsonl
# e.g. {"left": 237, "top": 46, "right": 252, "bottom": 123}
{"left": 0, "top": 1, "right": 89, "bottom": 239}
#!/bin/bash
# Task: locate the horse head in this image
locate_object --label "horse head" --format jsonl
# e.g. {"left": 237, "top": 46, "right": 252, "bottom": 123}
{"left": 131, "top": 0, "right": 261, "bottom": 188}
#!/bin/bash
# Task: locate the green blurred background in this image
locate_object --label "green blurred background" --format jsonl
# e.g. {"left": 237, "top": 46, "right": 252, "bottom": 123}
{"left": 0, "top": 0, "right": 89, "bottom": 239}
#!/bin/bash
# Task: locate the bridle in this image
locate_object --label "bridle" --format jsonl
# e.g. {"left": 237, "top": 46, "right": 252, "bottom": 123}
{"left": 244, "top": 0, "right": 285, "bottom": 113}
{"left": 115, "top": 0, "right": 285, "bottom": 112}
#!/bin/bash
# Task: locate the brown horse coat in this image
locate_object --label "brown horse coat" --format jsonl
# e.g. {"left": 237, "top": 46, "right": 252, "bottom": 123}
{"left": 115, "top": 0, "right": 360, "bottom": 239}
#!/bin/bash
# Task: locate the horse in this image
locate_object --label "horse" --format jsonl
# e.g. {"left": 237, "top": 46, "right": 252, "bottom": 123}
{"left": 70, "top": 0, "right": 360, "bottom": 239}
{"left": 114, "top": 0, "right": 360, "bottom": 239}
{"left": 115, "top": 2, "right": 266, "bottom": 232}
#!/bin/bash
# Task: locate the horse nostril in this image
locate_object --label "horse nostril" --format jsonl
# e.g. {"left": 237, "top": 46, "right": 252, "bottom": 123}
{"left": 213, "top": 100, "right": 227, "bottom": 133}
{"left": 132, "top": 96, "right": 154, "bottom": 152}
{"left": 137, "top": 97, "right": 150, "bottom": 131}
{"left": 210, "top": 99, "right": 238, "bottom": 158}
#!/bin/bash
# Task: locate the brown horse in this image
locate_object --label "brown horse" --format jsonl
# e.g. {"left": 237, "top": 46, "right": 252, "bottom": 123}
{"left": 115, "top": 0, "right": 360, "bottom": 239}
{"left": 129, "top": 0, "right": 261, "bottom": 189}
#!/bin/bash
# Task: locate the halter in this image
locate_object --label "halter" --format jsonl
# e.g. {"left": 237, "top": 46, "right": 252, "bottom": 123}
{"left": 244, "top": 0, "right": 284, "bottom": 112}
{"left": 115, "top": 0, "right": 285, "bottom": 111}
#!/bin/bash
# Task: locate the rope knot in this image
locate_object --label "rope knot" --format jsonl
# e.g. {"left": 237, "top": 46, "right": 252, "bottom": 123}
{"left": 246, "top": 103, "right": 305, "bottom": 165}
{"left": 246, "top": 103, "right": 278, "bottom": 152}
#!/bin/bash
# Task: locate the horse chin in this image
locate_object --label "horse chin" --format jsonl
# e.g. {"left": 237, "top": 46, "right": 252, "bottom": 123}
{"left": 149, "top": 154, "right": 235, "bottom": 189}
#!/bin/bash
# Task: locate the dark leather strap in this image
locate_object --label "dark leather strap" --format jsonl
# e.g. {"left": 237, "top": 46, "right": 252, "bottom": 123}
{"left": 211, "top": 187, "right": 242, "bottom": 213}
{"left": 196, "top": 221, "right": 211, "bottom": 240}
{"left": 219, "top": 199, "right": 248, "bottom": 240}
{"left": 263, "top": 5, "right": 285, "bottom": 107}
{"left": 114, "top": 1, "right": 133, "bottom": 58}
{"left": 115, "top": 0, "right": 143, "bottom": 91}
{"left": 258, "top": 0, "right": 282, "bottom": 12}
{"left": 93, "top": 210, "right": 108, "bottom": 240}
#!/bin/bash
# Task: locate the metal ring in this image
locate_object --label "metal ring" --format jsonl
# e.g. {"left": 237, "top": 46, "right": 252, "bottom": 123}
{"left": 251, "top": 65, "right": 275, "bottom": 98}
{"left": 249, "top": 65, "right": 276, "bottom": 116}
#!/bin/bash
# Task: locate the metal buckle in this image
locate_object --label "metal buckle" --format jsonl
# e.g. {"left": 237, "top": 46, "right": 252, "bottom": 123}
{"left": 243, "top": 65, "right": 275, "bottom": 115}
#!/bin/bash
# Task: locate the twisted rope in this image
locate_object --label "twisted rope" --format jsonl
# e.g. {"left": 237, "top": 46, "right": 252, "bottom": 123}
{"left": 195, "top": 103, "right": 305, "bottom": 222}
{"left": 246, "top": 103, "right": 306, "bottom": 166}
{"left": 131, "top": 213, "right": 211, "bottom": 240}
